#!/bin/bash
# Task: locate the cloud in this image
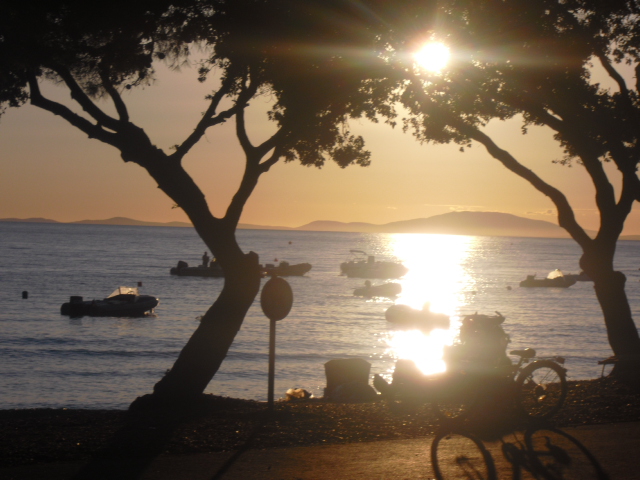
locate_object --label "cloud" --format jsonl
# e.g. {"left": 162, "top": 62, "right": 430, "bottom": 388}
{"left": 526, "top": 209, "right": 555, "bottom": 216}
{"left": 448, "top": 206, "right": 494, "bottom": 213}
{"left": 421, "top": 204, "right": 486, "bottom": 211}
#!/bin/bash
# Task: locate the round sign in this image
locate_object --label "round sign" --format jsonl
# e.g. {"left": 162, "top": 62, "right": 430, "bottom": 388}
{"left": 260, "top": 276, "right": 293, "bottom": 321}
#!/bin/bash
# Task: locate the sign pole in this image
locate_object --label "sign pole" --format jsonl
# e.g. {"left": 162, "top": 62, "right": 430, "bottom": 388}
{"left": 268, "top": 318, "right": 277, "bottom": 409}
{"left": 260, "top": 276, "right": 293, "bottom": 411}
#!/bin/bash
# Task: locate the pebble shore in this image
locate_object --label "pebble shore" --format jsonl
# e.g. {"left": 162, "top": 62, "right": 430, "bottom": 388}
{"left": 2, "top": 377, "right": 639, "bottom": 468}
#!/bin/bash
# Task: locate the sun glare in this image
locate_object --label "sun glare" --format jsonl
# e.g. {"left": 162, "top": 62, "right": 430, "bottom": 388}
{"left": 382, "top": 234, "right": 477, "bottom": 376}
{"left": 414, "top": 42, "right": 450, "bottom": 73}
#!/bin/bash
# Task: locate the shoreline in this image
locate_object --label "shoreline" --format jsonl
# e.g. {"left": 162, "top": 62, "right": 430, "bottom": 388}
{"left": 2, "top": 377, "right": 640, "bottom": 468}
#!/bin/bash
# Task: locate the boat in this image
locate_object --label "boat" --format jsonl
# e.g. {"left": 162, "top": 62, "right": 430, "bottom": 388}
{"left": 385, "top": 304, "right": 450, "bottom": 331}
{"left": 353, "top": 280, "right": 402, "bottom": 298}
{"left": 564, "top": 271, "right": 593, "bottom": 282}
{"left": 60, "top": 286, "right": 159, "bottom": 317}
{"left": 170, "top": 260, "right": 224, "bottom": 277}
{"left": 340, "top": 250, "right": 408, "bottom": 279}
{"left": 262, "top": 261, "right": 312, "bottom": 277}
{"left": 519, "top": 269, "right": 577, "bottom": 288}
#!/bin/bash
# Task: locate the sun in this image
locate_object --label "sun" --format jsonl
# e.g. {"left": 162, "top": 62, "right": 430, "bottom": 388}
{"left": 414, "top": 42, "right": 450, "bottom": 73}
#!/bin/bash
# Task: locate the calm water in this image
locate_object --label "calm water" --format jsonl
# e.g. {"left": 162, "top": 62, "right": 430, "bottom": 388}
{"left": 2, "top": 222, "right": 640, "bottom": 410}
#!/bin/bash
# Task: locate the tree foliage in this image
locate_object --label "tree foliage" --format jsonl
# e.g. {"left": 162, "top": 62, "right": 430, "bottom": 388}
{"left": 379, "top": 0, "right": 640, "bottom": 367}
{"left": 0, "top": 0, "right": 395, "bottom": 404}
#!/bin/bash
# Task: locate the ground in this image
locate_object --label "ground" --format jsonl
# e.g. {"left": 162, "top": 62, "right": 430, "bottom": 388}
{"left": 1, "top": 377, "right": 639, "bottom": 468}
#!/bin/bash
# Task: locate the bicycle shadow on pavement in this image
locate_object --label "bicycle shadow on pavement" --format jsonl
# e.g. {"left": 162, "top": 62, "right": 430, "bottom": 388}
{"left": 431, "top": 419, "right": 610, "bottom": 480}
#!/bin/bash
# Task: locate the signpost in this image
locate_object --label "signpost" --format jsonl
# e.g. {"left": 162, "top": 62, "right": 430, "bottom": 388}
{"left": 260, "top": 276, "right": 293, "bottom": 409}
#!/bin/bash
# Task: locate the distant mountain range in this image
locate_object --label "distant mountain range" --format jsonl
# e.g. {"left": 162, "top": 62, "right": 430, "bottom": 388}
{"left": 294, "top": 212, "right": 575, "bottom": 237}
{"left": 1, "top": 211, "right": 626, "bottom": 239}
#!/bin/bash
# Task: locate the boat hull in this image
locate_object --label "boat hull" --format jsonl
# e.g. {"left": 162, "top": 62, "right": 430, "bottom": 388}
{"left": 341, "top": 262, "right": 408, "bottom": 279}
{"left": 170, "top": 266, "right": 224, "bottom": 277}
{"left": 519, "top": 277, "right": 576, "bottom": 288}
{"left": 262, "top": 262, "right": 312, "bottom": 277}
{"left": 61, "top": 294, "right": 159, "bottom": 317}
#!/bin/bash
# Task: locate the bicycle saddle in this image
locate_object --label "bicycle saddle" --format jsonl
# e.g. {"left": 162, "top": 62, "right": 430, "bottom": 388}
{"left": 510, "top": 348, "right": 536, "bottom": 359}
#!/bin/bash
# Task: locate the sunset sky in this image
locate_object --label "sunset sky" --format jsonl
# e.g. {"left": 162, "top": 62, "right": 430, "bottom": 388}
{"left": 2, "top": 58, "right": 640, "bottom": 235}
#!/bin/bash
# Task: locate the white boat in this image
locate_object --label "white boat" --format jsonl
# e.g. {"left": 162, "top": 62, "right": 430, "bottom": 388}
{"left": 60, "top": 286, "right": 159, "bottom": 317}
{"left": 340, "top": 250, "right": 408, "bottom": 279}
{"left": 519, "top": 269, "right": 577, "bottom": 288}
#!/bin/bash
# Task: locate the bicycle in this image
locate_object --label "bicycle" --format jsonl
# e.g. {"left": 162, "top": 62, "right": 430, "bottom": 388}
{"left": 434, "top": 346, "right": 568, "bottom": 424}
{"left": 387, "top": 312, "right": 568, "bottom": 424}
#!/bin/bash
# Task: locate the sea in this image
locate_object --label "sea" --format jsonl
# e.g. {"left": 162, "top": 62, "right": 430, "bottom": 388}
{"left": 2, "top": 222, "right": 640, "bottom": 411}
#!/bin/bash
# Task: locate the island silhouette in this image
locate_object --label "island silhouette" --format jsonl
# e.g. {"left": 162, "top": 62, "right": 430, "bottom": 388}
{"left": 0, "top": 211, "right": 606, "bottom": 239}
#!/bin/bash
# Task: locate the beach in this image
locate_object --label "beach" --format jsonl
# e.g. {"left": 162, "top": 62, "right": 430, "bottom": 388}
{"left": 2, "top": 377, "right": 639, "bottom": 474}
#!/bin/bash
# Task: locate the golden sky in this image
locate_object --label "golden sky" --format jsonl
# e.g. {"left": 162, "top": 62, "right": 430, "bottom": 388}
{"left": 2, "top": 60, "right": 640, "bottom": 235}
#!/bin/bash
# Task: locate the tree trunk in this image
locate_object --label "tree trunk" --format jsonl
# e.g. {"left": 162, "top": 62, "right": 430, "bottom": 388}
{"left": 131, "top": 250, "right": 262, "bottom": 408}
{"left": 582, "top": 250, "right": 640, "bottom": 380}
{"left": 592, "top": 271, "right": 640, "bottom": 356}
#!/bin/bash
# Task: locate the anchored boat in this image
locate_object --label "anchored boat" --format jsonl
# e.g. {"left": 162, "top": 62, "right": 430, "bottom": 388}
{"left": 519, "top": 269, "right": 577, "bottom": 288}
{"left": 340, "top": 250, "right": 408, "bottom": 279}
{"left": 262, "top": 261, "right": 312, "bottom": 277}
{"left": 60, "top": 286, "right": 159, "bottom": 317}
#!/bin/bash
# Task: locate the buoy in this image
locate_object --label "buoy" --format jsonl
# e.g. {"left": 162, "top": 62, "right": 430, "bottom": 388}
{"left": 22, "top": 291, "right": 28, "bottom": 299}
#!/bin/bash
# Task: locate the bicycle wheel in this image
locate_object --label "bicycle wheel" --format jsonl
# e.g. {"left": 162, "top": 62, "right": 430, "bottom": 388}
{"left": 525, "top": 427, "right": 609, "bottom": 479}
{"left": 431, "top": 429, "right": 497, "bottom": 480}
{"left": 515, "top": 360, "right": 567, "bottom": 420}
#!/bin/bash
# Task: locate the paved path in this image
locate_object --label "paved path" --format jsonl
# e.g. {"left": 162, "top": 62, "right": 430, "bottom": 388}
{"left": 3, "top": 422, "right": 639, "bottom": 479}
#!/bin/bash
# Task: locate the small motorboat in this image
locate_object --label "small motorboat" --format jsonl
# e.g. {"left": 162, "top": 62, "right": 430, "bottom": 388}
{"left": 385, "top": 304, "right": 450, "bottom": 331}
{"left": 170, "top": 260, "right": 224, "bottom": 277}
{"left": 519, "top": 269, "right": 577, "bottom": 288}
{"left": 564, "top": 271, "right": 593, "bottom": 282}
{"left": 262, "top": 261, "right": 312, "bottom": 277}
{"left": 60, "top": 286, "right": 159, "bottom": 317}
{"left": 354, "top": 280, "right": 402, "bottom": 298}
{"left": 340, "top": 250, "right": 408, "bottom": 279}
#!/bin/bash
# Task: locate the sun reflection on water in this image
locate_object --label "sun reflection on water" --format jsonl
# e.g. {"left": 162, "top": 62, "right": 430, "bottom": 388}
{"left": 383, "top": 234, "right": 477, "bottom": 376}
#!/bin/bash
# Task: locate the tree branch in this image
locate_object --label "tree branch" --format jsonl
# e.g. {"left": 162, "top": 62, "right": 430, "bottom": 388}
{"left": 28, "top": 74, "right": 119, "bottom": 147}
{"left": 47, "top": 64, "right": 121, "bottom": 132}
{"left": 100, "top": 70, "right": 129, "bottom": 122}
{"left": 172, "top": 76, "right": 238, "bottom": 161}
{"left": 597, "top": 53, "right": 629, "bottom": 98}
{"left": 462, "top": 123, "right": 593, "bottom": 248}
{"left": 513, "top": 101, "right": 618, "bottom": 215}
{"left": 258, "top": 142, "right": 285, "bottom": 172}
{"left": 235, "top": 79, "right": 259, "bottom": 158}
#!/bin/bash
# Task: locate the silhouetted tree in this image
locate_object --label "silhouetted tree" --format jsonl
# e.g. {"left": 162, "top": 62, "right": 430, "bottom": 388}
{"left": 380, "top": 0, "right": 640, "bottom": 376}
{"left": 0, "top": 0, "right": 385, "bottom": 405}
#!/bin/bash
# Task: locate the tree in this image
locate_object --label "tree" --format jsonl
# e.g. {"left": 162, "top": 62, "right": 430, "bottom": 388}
{"left": 0, "top": 0, "right": 384, "bottom": 405}
{"left": 379, "top": 0, "right": 640, "bottom": 375}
